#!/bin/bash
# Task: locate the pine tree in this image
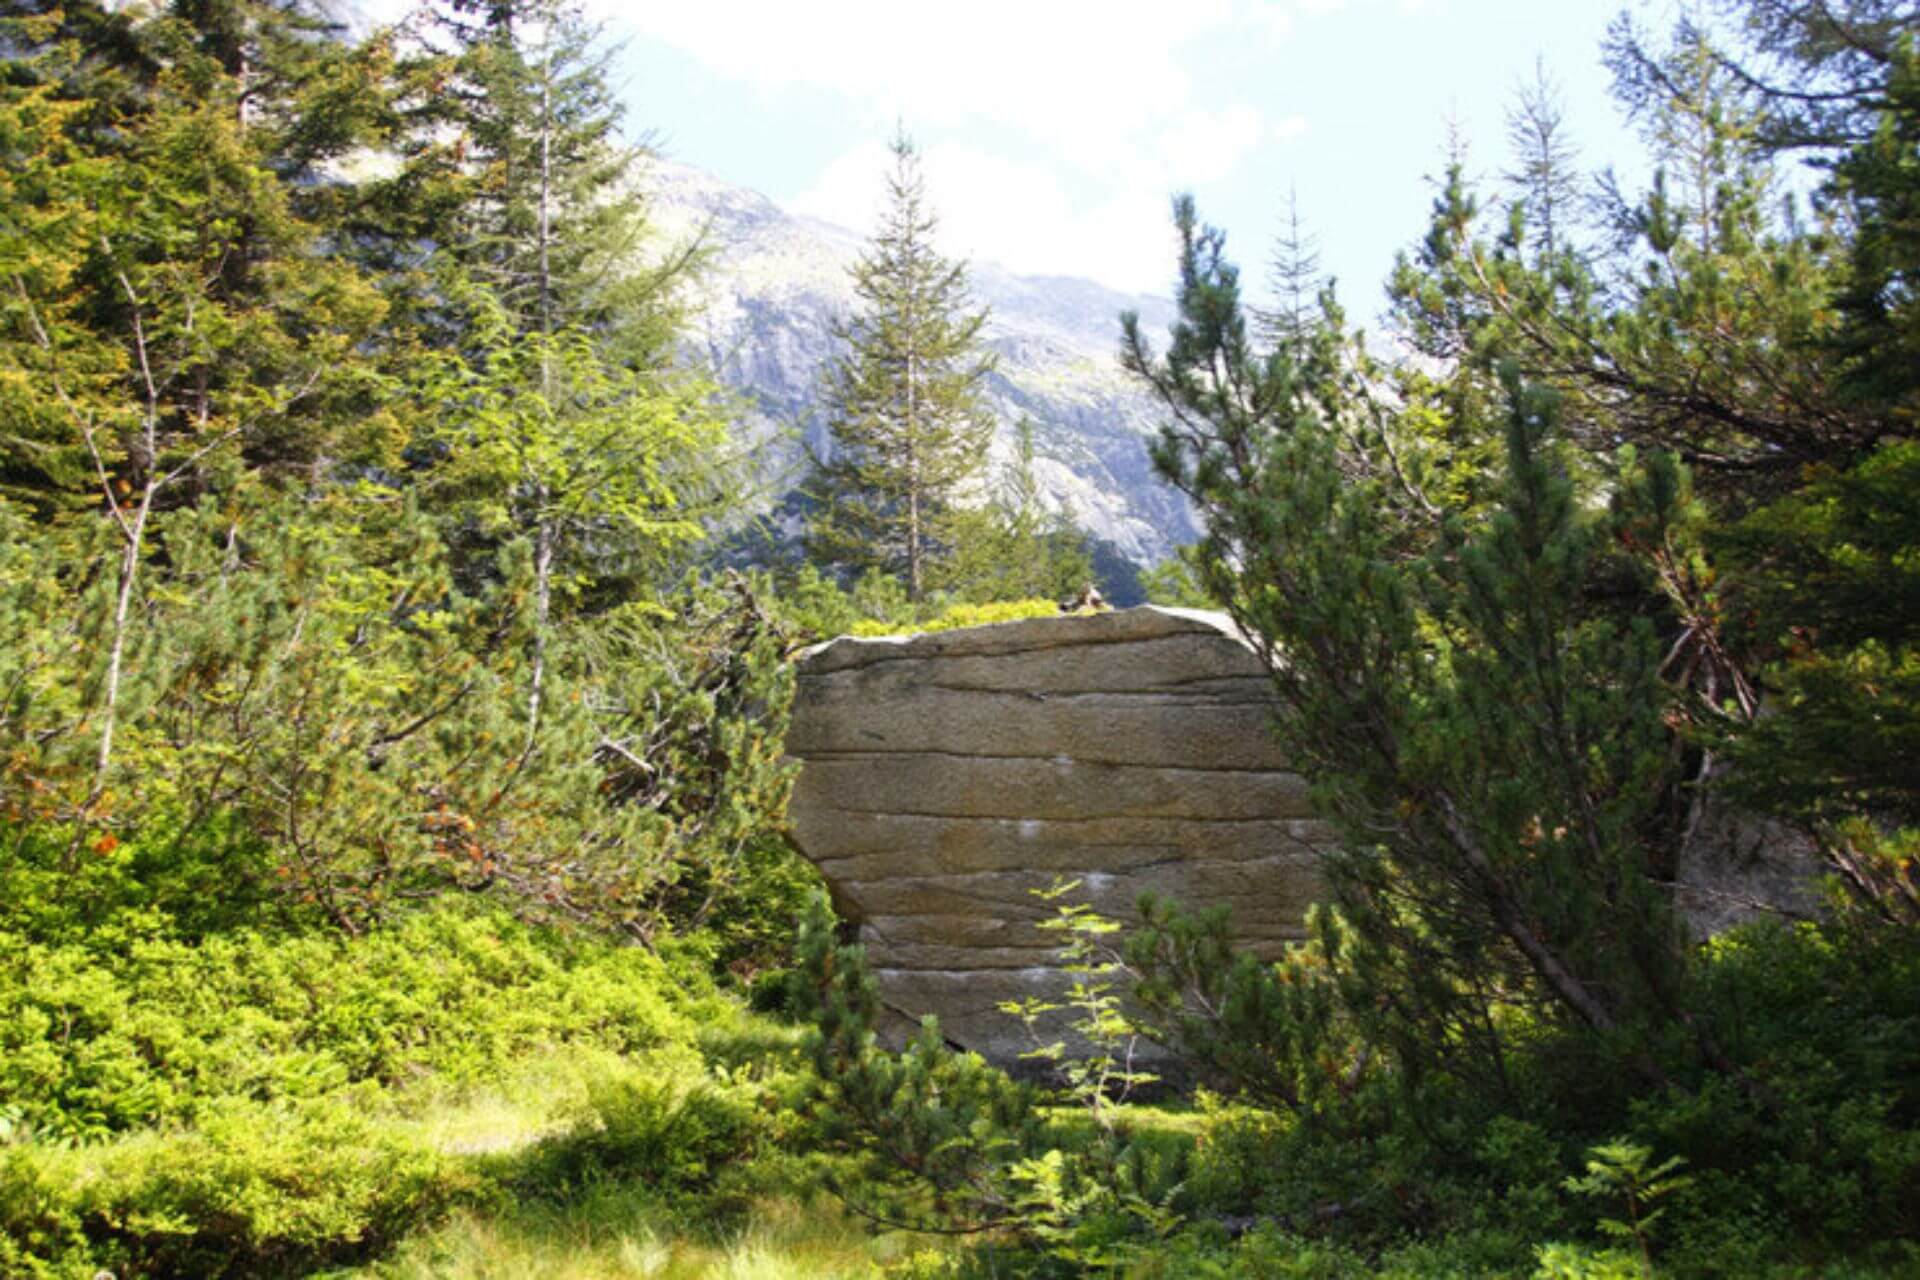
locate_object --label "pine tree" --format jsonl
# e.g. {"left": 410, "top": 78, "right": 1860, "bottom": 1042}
{"left": 1125, "top": 200, "right": 1694, "bottom": 1089}
{"left": 807, "top": 130, "right": 997, "bottom": 601}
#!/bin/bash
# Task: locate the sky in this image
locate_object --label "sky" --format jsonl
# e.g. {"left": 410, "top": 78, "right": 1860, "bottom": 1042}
{"left": 593, "top": 1, "right": 1673, "bottom": 314}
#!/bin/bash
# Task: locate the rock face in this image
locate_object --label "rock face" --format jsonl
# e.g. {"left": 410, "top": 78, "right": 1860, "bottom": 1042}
{"left": 1675, "top": 776, "right": 1827, "bottom": 939}
{"left": 785, "top": 606, "right": 1333, "bottom": 1066}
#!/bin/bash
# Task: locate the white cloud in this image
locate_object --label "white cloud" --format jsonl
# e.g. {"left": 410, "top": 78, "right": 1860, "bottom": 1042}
{"left": 596, "top": 0, "right": 1408, "bottom": 291}
{"left": 620, "top": 1, "right": 1250, "bottom": 176}
{"left": 1156, "top": 105, "right": 1267, "bottom": 184}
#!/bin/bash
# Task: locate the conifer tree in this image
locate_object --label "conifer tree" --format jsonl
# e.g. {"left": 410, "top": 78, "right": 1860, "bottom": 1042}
{"left": 397, "top": 0, "right": 725, "bottom": 743}
{"left": 411, "top": 0, "right": 683, "bottom": 356}
{"left": 1442, "top": 6, "right": 1916, "bottom": 925}
{"left": 1125, "top": 200, "right": 1694, "bottom": 1089}
{"left": 1, "top": 4, "right": 390, "bottom": 802}
{"left": 419, "top": 282, "right": 727, "bottom": 745}
{"left": 0, "top": 0, "right": 780, "bottom": 935}
{"left": 1503, "top": 58, "right": 1584, "bottom": 262}
{"left": 807, "top": 131, "right": 997, "bottom": 600}
{"left": 1254, "top": 187, "right": 1325, "bottom": 355}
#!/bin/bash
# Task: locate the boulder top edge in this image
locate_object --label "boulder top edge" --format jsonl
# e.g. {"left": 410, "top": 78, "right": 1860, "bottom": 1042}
{"left": 796, "top": 605, "right": 1261, "bottom": 676}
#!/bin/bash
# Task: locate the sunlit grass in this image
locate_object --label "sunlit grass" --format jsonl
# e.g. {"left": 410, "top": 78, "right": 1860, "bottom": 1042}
{"left": 398, "top": 1042, "right": 715, "bottom": 1157}
{"left": 311, "top": 1041, "right": 955, "bottom": 1279}
{"left": 347, "top": 1182, "right": 908, "bottom": 1279}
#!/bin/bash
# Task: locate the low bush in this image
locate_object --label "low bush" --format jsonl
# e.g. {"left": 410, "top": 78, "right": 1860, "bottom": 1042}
{"left": 0, "top": 1091, "right": 482, "bottom": 1280}
{"left": 508, "top": 1048, "right": 761, "bottom": 1196}
{"left": 0, "top": 903, "right": 718, "bottom": 1144}
{"left": 0, "top": 776, "right": 841, "bottom": 1279}
{"left": 845, "top": 597, "right": 1065, "bottom": 637}
{"left": 0, "top": 908, "right": 815, "bottom": 1278}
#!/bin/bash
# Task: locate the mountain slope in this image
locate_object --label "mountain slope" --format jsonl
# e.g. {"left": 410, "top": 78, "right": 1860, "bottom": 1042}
{"left": 642, "top": 160, "right": 1196, "bottom": 566}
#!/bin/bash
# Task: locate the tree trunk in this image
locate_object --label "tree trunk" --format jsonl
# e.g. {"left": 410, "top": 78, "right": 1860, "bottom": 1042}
{"left": 538, "top": 40, "right": 554, "bottom": 345}
{"left": 906, "top": 349, "right": 921, "bottom": 600}
{"left": 96, "top": 497, "right": 150, "bottom": 784}
{"left": 526, "top": 518, "right": 554, "bottom": 753}
{"left": 907, "top": 484, "right": 922, "bottom": 601}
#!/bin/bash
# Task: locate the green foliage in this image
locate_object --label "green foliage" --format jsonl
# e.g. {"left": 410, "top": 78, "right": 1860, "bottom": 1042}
{"left": 791, "top": 891, "right": 1044, "bottom": 1234}
{"left": 1103, "top": 33, "right": 1920, "bottom": 1262}
{"left": 4, "top": 0, "right": 1920, "bottom": 1275}
{"left": 1532, "top": 1243, "right": 1646, "bottom": 1280}
{"left": 1562, "top": 1141, "right": 1690, "bottom": 1275}
{"left": 1138, "top": 551, "right": 1215, "bottom": 608}
{"left": 999, "top": 882, "right": 1188, "bottom": 1270}
{"left": 1128, "top": 218, "right": 1688, "bottom": 1087}
{"left": 1712, "top": 439, "right": 1920, "bottom": 926}
{"left": 0, "top": 0, "right": 781, "bottom": 945}
{"left": 0, "top": 902, "right": 714, "bottom": 1142}
{"left": 1122, "top": 914, "right": 1920, "bottom": 1277}
{"left": 416, "top": 278, "right": 728, "bottom": 605}
{"left": 1, "top": 1092, "right": 480, "bottom": 1280}
{"left": 0, "top": 897, "right": 817, "bottom": 1278}
{"left": 0, "top": 486, "right": 796, "bottom": 939}
{"left": 409, "top": 0, "right": 685, "bottom": 355}
{"left": 1126, "top": 896, "right": 1370, "bottom": 1120}
{"left": 792, "top": 891, "right": 1192, "bottom": 1268}
{"left": 770, "top": 558, "right": 1065, "bottom": 643}
{"left": 846, "top": 598, "right": 1063, "bottom": 638}
{"left": 1391, "top": 8, "right": 1918, "bottom": 938}
{"left": 930, "top": 420, "right": 1096, "bottom": 605}
{"left": 507, "top": 1049, "right": 759, "bottom": 1196}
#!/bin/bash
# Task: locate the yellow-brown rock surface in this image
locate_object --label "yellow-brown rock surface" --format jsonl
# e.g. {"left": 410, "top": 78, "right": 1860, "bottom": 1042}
{"left": 786, "top": 606, "right": 1333, "bottom": 1066}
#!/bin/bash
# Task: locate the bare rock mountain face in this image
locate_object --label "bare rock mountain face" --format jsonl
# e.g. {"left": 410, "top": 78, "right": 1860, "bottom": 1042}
{"left": 784, "top": 606, "right": 1333, "bottom": 1066}
{"left": 642, "top": 161, "right": 1197, "bottom": 567}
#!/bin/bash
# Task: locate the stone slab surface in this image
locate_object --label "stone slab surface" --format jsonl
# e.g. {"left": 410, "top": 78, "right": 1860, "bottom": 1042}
{"left": 786, "top": 606, "right": 1333, "bottom": 1067}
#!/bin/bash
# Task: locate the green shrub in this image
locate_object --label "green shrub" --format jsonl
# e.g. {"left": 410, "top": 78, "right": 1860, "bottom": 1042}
{"left": 845, "top": 597, "right": 1064, "bottom": 637}
{"left": 1120, "top": 897, "right": 1920, "bottom": 1274}
{"left": 511, "top": 1049, "right": 760, "bottom": 1196}
{"left": 0, "top": 1092, "right": 482, "bottom": 1279}
{"left": 0, "top": 905, "right": 811, "bottom": 1276}
{"left": 0, "top": 904, "right": 712, "bottom": 1141}
{"left": 1530, "top": 1243, "right": 1643, "bottom": 1280}
{"left": 0, "top": 1145, "right": 93, "bottom": 1280}
{"left": 0, "top": 811, "right": 283, "bottom": 948}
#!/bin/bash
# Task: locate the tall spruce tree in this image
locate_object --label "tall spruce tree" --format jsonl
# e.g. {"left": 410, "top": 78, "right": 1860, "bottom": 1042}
{"left": 400, "top": 0, "right": 725, "bottom": 743}
{"left": 412, "top": 0, "right": 683, "bottom": 356}
{"left": 807, "top": 131, "right": 996, "bottom": 600}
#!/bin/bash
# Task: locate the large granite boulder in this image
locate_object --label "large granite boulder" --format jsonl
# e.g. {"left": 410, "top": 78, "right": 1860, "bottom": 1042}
{"left": 785, "top": 606, "right": 1333, "bottom": 1066}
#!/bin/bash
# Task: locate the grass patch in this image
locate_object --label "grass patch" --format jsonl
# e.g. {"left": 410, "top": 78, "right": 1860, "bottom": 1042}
{"left": 344, "top": 1185, "right": 919, "bottom": 1280}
